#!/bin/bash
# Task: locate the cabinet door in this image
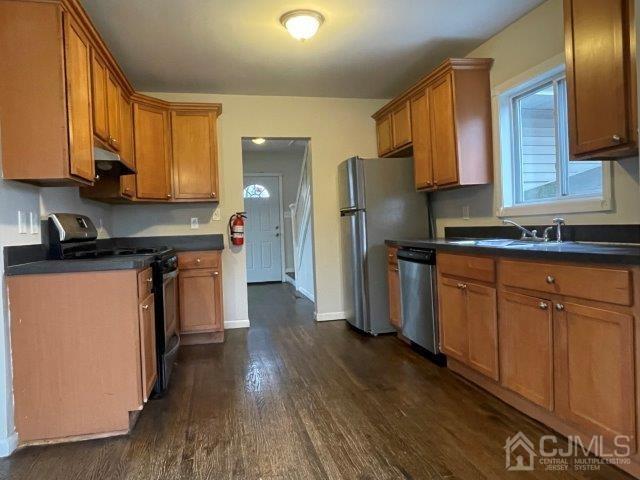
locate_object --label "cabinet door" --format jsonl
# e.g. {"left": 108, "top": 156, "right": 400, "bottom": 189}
{"left": 565, "top": 0, "right": 636, "bottom": 157}
{"left": 387, "top": 264, "right": 401, "bottom": 330}
{"left": 138, "top": 293, "right": 157, "bottom": 403}
{"left": 392, "top": 101, "right": 412, "bottom": 149}
{"left": 438, "top": 277, "right": 467, "bottom": 362}
{"left": 171, "top": 110, "right": 219, "bottom": 200}
{"left": 555, "top": 302, "right": 635, "bottom": 447}
{"left": 63, "top": 16, "right": 95, "bottom": 182}
{"left": 376, "top": 115, "right": 393, "bottom": 156}
{"left": 410, "top": 91, "right": 434, "bottom": 189}
{"left": 119, "top": 93, "right": 136, "bottom": 198}
{"left": 465, "top": 283, "right": 498, "bottom": 380}
{"left": 106, "top": 74, "right": 121, "bottom": 151}
{"left": 179, "top": 268, "right": 223, "bottom": 333}
{"left": 90, "top": 51, "right": 109, "bottom": 143}
{"left": 133, "top": 102, "right": 173, "bottom": 200}
{"left": 429, "top": 74, "right": 459, "bottom": 187}
{"left": 499, "top": 291, "right": 554, "bottom": 410}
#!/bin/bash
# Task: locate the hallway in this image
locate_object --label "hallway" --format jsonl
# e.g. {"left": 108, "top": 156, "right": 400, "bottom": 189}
{"left": 0, "top": 284, "right": 631, "bottom": 479}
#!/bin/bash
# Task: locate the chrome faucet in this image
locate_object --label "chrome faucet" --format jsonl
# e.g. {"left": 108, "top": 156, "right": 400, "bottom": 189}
{"left": 502, "top": 219, "right": 542, "bottom": 241}
{"left": 542, "top": 217, "right": 566, "bottom": 242}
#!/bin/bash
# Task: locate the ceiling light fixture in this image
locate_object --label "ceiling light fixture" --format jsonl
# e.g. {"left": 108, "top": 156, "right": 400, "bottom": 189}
{"left": 280, "top": 10, "right": 324, "bottom": 41}
{"left": 252, "top": 138, "right": 266, "bottom": 145}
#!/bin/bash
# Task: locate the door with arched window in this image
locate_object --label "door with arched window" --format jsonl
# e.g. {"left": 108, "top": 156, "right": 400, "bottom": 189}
{"left": 243, "top": 175, "right": 283, "bottom": 283}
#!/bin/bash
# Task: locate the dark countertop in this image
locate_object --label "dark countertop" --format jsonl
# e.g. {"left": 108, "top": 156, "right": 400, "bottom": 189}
{"left": 4, "top": 234, "right": 224, "bottom": 276}
{"left": 386, "top": 238, "right": 640, "bottom": 265}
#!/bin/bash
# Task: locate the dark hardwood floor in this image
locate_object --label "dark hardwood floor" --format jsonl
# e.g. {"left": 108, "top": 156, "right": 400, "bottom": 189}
{"left": 0, "top": 283, "right": 633, "bottom": 479}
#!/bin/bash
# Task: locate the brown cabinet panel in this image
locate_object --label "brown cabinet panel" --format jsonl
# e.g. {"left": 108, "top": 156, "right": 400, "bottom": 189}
{"left": 391, "top": 101, "right": 412, "bottom": 149}
{"left": 171, "top": 109, "right": 219, "bottom": 200}
{"left": 430, "top": 74, "right": 458, "bottom": 187}
{"left": 90, "top": 51, "right": 109, "bottom": 143}
{"left": 438, "top": 277, "right": 468, "bottom": 362}
{"left": 179, "top": 268, "right": 223, "bottom": 333}
{"left": 555, "top": 302, "right": 636, "bottom": 448}
{"left": 499, "top": 291, "right": 554, "bottom": 410}
{"left": 376, "top": 115, "right": 393, "bottom": 156}
{"left": 410, "top": 91, "right": 434, "bottom": 189}
{"left": 438, "top": 253, "right": 495, "bottom": 284}
{"left": 133, "top": 102, "right": 172, "bottom": 200}
{"left": 119, "top": 92, "right": 136, "bottom": 198}
{"left": 64, "top": 15, "right": 95, "bottom": 183}
{"left": 106, "top": 74, "right": 121, "bottom": 151}
{"left": 138, "top": 293, "right": 157, "bottom": 403}
{"left": 466, "top": 283, "right": 498, "bottom": 380}
{"left": 565, "top": 0, "right": 637, "bottom": 158}
{"left": 387, "top": 264, "right": 401, "bottom": 330}
{"left": 178, "top": 250, "right": 221, "bottom": 270}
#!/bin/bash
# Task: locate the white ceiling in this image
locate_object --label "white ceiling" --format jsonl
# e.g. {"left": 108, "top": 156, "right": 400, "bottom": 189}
{"left": 80, "top": 0, "right": 544, "bottom": 99}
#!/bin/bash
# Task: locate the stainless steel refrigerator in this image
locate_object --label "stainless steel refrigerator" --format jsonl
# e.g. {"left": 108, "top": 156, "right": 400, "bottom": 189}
{"left": 339, "top": 156, "right": 429, "bottom": 334}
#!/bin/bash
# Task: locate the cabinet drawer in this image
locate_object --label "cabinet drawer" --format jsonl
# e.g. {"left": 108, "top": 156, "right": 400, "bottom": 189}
{"left": 178, "top": 251, "right": 221, "bottom": 270}
{"left": 137, "top": 267, "right": 153, "bottom": 297}
{"left": 500, "top": 260, "right": 632, "bottom": 306}
{"left": 438, "top": 253, "right": 495, "bottom": 283}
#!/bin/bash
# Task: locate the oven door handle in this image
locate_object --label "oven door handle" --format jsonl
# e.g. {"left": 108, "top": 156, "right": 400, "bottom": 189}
{"left": 163, "top": 269, "right": 179, "bottom": 281}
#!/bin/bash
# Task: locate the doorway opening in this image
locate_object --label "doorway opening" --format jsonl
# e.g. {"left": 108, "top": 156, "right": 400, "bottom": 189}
{"left": 241, "top": 138, "right": 316, "bottom": 327}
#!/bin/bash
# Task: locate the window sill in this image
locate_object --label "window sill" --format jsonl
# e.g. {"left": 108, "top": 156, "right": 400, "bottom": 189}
{"left": 498, "top": 197, "right": 612, "bottom": 217}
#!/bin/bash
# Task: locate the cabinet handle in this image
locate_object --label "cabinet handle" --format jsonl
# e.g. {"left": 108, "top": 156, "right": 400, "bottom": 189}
{"left": 391, "top": 267, "right": 399, "bottom": 272}
{"left": 142, "top": 304, "right": 149, "bottom": 310}
{"left": 555, "top": 303, "right": 565, "bottom": 311}
{"left": 213, "top": 271, "right": 219, "bottom": 276}
{"left": 146, "top": 278, "right": 153, "bottom": 284}
{"left": 546, "top": 275, "right": 555, "bottom": 284}
{"left": 95, "top": 174, "right": 100, "bottom": 181}
{"left": 211, "top": 192, "right": 216, "bottom": 198}
{"left": 538, "top": 301, "right": 549, "bottom": 310}
{"left": 166, "top": 194, "right": 172, "bottom": 199}
{"left": 612, "top": 134, "right": 622, "bottom": 143}
{"left": 457, "top": 283, "right": 467, "bottom": 289}
{"left": 196, "top": 258, "right": 201, "bottom": 264}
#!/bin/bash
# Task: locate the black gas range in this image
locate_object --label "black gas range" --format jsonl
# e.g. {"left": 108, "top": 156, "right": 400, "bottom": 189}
{"left": 47, "top": 213, "right": 180, "bottom": 396}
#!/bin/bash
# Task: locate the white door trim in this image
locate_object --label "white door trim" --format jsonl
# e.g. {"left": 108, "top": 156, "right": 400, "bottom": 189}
{"left": 243, "top": 173, "right": 286, "bottom": 282}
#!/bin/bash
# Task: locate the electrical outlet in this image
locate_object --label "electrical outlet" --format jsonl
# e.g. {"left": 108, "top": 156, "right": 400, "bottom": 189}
{"left": 18, "top": 211, "right": 27, "bottom": 234}
{"left": 190, "top": 217, "right": 199, "bottom": 229}
{"left": 29, "top": 212, "right": 39, "bottom": 234}
{"left": 212, "top": 209, "right": 221, "bottom": 221}
{"left": 462, "top": 205, "right": 470, "bottom": 220}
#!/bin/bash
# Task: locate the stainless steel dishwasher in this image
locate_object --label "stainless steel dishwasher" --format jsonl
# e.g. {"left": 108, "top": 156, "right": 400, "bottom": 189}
{"left": 397, "top": 248, "right": 444, "bottom": 363}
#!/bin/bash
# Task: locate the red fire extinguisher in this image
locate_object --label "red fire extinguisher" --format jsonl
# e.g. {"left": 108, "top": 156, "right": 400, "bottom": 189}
{"left": 229, "top": 212, "right": 247, "bottom": 246}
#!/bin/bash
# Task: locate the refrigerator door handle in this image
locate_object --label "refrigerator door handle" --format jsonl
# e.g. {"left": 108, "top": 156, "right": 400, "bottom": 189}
{"left": 340, "top": 208, "right": 360, "bottom": 217}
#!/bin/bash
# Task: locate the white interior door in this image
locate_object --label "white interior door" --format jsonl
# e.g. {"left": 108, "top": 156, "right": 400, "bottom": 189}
{"left": 244, "top": 175, "right": 283, "bottom": 283}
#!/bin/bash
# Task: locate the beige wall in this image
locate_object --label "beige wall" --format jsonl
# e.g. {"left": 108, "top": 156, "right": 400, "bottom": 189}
{"left": 112, "top": 94, "right": 386, "bottom": 324}
{"left": 431, "top": 0, "right": 640, "bottom": 235}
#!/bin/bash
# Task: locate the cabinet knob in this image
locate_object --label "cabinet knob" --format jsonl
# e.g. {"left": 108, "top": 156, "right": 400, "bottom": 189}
{"left": 211, "top": 192, "right": 216, "bottom": 198}
{"left": 612, "top": 134, "right": 622, "bottom": 143}
{"left": 142, "top": 304, "right": 149, "bottom": 310}
{"left": 538, "top": 301, "right": 549, "bottom": 310}
{"left": 196, "top": 258, "right": 201, "bottom": 263}
{"left": 213, "top": 271, "right": 219, "bottom": 276}
{"left": 166, "top": 194, "right": 172, "bottom": 199}
{"left": 457, "top": 283, "right": 467, "bottom": 289}
{"left": 95, "top": 175, "right": 100, "bottom": 181}
{"left": 555, "top": 303, "right": 565, "bottom": 311}
{"left": 146, "top": 278, "right": 153, "bottom": 284}
{"left": 546, "top": 275, "right": 555, "bottom": 284}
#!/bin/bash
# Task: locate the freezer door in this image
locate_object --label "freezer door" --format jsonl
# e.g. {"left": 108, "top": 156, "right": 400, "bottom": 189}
{"left": 338, "top": 157, "right": 365, "bottom": 210}
{"left": 339, "top": 208, "right": 368, "bottom": 331}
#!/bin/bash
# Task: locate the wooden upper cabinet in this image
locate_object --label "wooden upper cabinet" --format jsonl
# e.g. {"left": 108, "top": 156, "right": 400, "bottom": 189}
{"left": 63, "top": 15, "right": 95, "bottom": 183}
{"left": 499, "top": 291, "right": 554, "bottom": 410}
{"left": 564, "top": 0, "right": 637, "bottom": 159}
{"left": 376, "top": 115, "right": 393, "bottom": 156}
{"left": 372, "top": 58, "right": 492, "bottom": 191}
{"left": 430, "top": 74, "right": 458, "bottom": 187}
{"left": 554, "top": 302, "right": 636, "bottom": 449}
{"left": 410, "top": 90, "right": 433, "bottom": 189}
{"left": 90, "top": 51, "right": 109, "bottom": 143}
{"left": 119, "top": 93, "right": 136, "bottom": 199}
{"left": 106, "top": 74, "right": 121, "bottom": 151}
{"left": 391, "top": 101, "right": 412, "bottom": 149}
{"left": 171, "top": 108, "right": 220, "bottom": 201}
{"left": 133, "top": 101, "right": 173, "bottom": 200}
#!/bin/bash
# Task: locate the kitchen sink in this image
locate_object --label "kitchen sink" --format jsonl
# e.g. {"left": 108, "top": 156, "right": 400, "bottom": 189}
{"left": 448, "top": 239, "right": 567, "bottom": 249}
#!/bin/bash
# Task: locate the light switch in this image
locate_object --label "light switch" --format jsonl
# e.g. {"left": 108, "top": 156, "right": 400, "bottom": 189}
{"left": 18, "top": 211, "right": 27, "bottom": 234}
{"left": 462, "top": 205, "right": 470, "bottom": 220}
{"left": 29, "top": 212, "right": 39, "bottom": 234}
{"left": 190, "top": 217, "right": 199, "bottom": 229}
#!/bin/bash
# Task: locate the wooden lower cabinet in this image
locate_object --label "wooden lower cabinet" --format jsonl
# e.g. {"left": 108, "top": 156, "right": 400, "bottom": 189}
{"left": 438, "top": 274, "right": 498, "bottom": 380}
{"left": 499, "top": 291, "right": 554, "bottom": 410}
{"left": 138, "top": 292, "right": 157, "bottom": 403}
{"left": 178, "top": 251, "right": 224, "bottom": 341}
{"left": 386, "top": 249, "right": 401, "bottom": 330}
{"left": 554, "top": 301, "right": 636, "bottom": 448}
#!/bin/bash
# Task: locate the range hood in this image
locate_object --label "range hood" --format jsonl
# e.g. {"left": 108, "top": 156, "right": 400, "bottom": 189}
{"left": 94, "top": 147, "right": 135, "bottom": 176}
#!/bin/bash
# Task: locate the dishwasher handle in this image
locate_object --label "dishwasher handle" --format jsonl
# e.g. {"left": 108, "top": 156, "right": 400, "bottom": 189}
{"left": 396, "top": 248, "right": 436, "bottom": 265}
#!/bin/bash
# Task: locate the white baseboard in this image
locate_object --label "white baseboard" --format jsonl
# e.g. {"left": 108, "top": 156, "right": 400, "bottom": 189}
{"left": 284, "top": 274, "right": 295, "bottom": 286}
{"left": 285, "top": 268, "right": 294, "bottom": 273}
{"left": 315, "top": 311, "right": 346, "bottom": 322}
{"left": 0, "top": 432, "right": 18, "bottom": 457}
{"left": 297, "top": 286, "right": 315, "bottom": 302}
{"left": 224, "top": 319, "right": 250, "bottom": 329}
